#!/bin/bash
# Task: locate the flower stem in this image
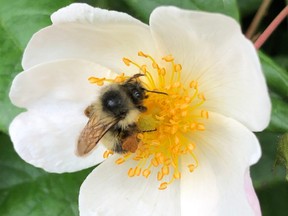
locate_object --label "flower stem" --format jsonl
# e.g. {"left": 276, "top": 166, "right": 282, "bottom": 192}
{"left": 254, "top": 5, "right": 288, "bottom": 50}
{"left": 245, "top": 0, "right": 272, "bottom": 39}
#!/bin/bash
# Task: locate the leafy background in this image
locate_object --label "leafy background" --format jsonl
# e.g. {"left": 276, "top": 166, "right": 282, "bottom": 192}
{"left": 0, "top": 0, "right": 287, "bottom": 215}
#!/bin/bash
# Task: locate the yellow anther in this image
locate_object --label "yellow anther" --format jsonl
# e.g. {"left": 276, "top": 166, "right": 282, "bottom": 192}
{"left": 151, "top": 158, "right": 159, "bottom": 167}
{"left": 140, "top": 65, "right": 147, "bottom": 73}
{"left": 103, "top": 150, "right": 113, "bottom": 159}
{"left": 156, "top": 153, "right": 165, "bottom": 163}
{"left": 128, "top": 168, "right": 135, "bottom": 177}
{"left": 189, "top": 80, "right": 198, "bottom": 89}
{"left": 172, "top": 82, "right": 181, "bottom": 88}
{"left": 188, "top": 164, "right": 195, "bottom": 172}
{"left": 123, "top": 57, "right": 131, "bottom": 66}
{"left": 201, "top": 110, "right": 209, "bottom": 119}
{"left": 164, "top": 158, "right": 171, "bottom": 166}
{"left": 182, "top": 124, "right": 189, "bottom": 132}
{"left": 159, "top": 68, "right": 166, "bottom": 76}
{"left": 159, "top": 182, "right": 168, "bottom": 190}
{"left": 181, "top": 110, "right": 187, "bottom": 117}
{"left": 151, "top": 140, "right": 160, "bottom": 146}
{"left": 138, "top": 51, "right": 148, "bottom": 57}
{"left": 171, "top": 125, "right": 178, "bottom": 134}
{"left": 162, "top": 55, "right": 174, "bottom": 62}
{"left": 174, "top": 64, "right": 182, "bottom": 72}
{"left": 172, "top": 145, "right": 180, "bottom": 154}
{"left": 135, "top": 167, "right": 142, "bottom": 176}
{"left": 143, "top": 169, "right": 151, "bottom": 178}
{"left": 162, "top": 166, "right": 170, "bottom": 175}
{"left": 190, "top": 123, "right": 196, "bottom": 130}
{"left": 115, "top": 158, "right": 125, "bottom": 164}
{"left": 180, "top": 103, "right": 189, "bottom": 109}
{"left": 187, "top": 143, "right": 195, "bottom": 152}
{"left": 157, "top": 171, "right": 164, "bottom": 181}
{"left": 196, "top": 123, "right": 205, "bottom": 131}
{"left": 173, "top": 171, "right": 181, "bottom": 179}
{"left": 185, "top": 96, "right": 192, "bottom": 103}
{"left": 152, "top": 62, "right": 159, "bottom": 69}
{"left": 114, "top": 73, "right": 127, "bottom": 83}
{"left": 88, "top": 77, "right": 105, "bottom": 86}
{"left": 174, "top": 136, "right": 180, "bottom": 144}
{"left": 198, "top": 93, "right": 206, "bottom": 101}
{"left": 133, "top": 156, "right": 142, "bottom": 161}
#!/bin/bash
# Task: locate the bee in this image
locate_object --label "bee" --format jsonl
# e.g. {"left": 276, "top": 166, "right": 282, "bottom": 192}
{"left": 77, "top": 73, "right": 166, "bottom": 156}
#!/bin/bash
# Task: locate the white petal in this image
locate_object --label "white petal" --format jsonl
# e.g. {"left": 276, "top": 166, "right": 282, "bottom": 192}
{"left": 180, "top": 112, "right": 261, "bottom": 216}
{"left": 150, "top": 6, "right": 271, "bottom": 131}
{"left": 9, "top": 60, "right": 115, "bottom": 172}
{"left": 22, "top": 3, "right": 154, "bottom": 75}
{"left": 51, "top": 3, "right": 143, "bottom": 25}
{"left": 244, "top": 169, "right": 261, "bottom": 216}
{"left": 79, "top": 155, "right": 180, "bottom": 216}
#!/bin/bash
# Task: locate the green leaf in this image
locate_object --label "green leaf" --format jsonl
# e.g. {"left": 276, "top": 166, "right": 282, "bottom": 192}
{"left": 236, "top": 0, "right": 262, "bottom": 17}
{"left": 259, "top": 51, "right": 288, "bottom": 99}
{"left": 123, "top": 0, "right": 239, "bottom": 23}
{"left": 274, "top": 55, "right": 288, "bottom": 71}
{"left": 266, "top": 95, "right": 288, "bottom": 133}
{"left": 0, "top": 0, "right": 73, "bottom": 134}
{"left": 0, "top": 132, "right": 92, "bottom": 216}
{"left": 274, "top": 133, "right": 288, "bottom": 181}
{"left": 252, "top": 132, "right": 286, "bottom": 188}
{"left": 257, "top": 182, "right": 288, "bottom": 216}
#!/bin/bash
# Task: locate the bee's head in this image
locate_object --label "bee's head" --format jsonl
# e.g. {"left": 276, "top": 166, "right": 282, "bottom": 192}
{"left": 121, "top": 78, "right": 146, "bottom": 106}
{"left": 101, "top": 89, "right": 129, "bottom": 119}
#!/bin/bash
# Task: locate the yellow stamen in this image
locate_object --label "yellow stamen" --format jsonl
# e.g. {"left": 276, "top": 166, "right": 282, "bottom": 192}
{"left": 123, "top": 57, "right": 131, "bottom": 66}
{"left": 162, "top": 55, "right": 174, "bottom": 62}
{"left": 103, "top": 150, "right": 113, "bottom": 159}
{"left": 135, "top": 167, "right": 142, "bottom": 176}
{"left": 115, "top": 158, "right": 125, "bottom": 164}
{"left": 201, "top": 110, "right": 209, "bottom": 119}
{"left": 159, "top": 182, "right": 168, "bottom": 190}
{"left": 128, "top": 168, "right": 135, "bottom": 177}
{"left": 90, "top": 51, "right": 208, "bottom": 190}
{"left": 143, "top": 169, "right": 151, "bottom": 178}
{"left": 157, "top": 171, "right": 164, "bottom": 181}
{"left": 88, "top": 77, "right": 106, "bottom": 86}
{"left": 188, "top": 164, "right": 196, "bottom": 172}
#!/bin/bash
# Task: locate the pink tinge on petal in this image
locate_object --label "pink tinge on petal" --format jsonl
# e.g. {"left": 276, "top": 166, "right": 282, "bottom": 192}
{"left": 244, "top": 169, "right": 262, "bottom": 216}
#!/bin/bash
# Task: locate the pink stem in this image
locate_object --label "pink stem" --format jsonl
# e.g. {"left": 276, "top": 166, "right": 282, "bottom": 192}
{"left": 254, "top": 5, "right": 288, "bottom": 49}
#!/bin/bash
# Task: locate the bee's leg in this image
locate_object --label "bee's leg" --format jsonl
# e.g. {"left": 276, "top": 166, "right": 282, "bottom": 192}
{"left": 141, "top": 129, "right": 157, "bottom": 133}
{"left": 84, "top": 105, "right": 94, "bottom": 117}
{"left": 113, "top": 141, "right": 127, "bottom": 154}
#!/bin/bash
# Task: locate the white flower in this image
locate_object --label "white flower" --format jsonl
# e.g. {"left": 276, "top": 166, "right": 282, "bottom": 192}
{"left": 9, "top": 3, "right": 271, "bottom": 216}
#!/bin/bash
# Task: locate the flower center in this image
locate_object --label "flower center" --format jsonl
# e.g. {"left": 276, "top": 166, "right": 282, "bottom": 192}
{"left": 90, "top": 51, "right": 208, "bottom": 190}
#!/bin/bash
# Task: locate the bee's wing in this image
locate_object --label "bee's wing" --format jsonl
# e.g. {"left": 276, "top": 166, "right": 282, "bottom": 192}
{"left": 77, "top": 114, "right": 118, "bottom": 156}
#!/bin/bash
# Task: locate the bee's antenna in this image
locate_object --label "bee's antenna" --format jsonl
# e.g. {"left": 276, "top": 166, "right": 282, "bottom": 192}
{"left": 128, "top": 73, "right": 168, "bottom": 95}
{"left": 145, "top": 89, "right": 168, "bottom": 96}
{"left": 126, "top": 73, "right": 145, "bottom": 82}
